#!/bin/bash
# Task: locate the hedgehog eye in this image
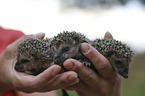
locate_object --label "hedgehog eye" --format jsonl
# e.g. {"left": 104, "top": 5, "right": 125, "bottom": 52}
{"left": 21, "top": 59, "right": 30, "bottom": 64}
{"left": 63, "top": 47, "right": 70, "bottom": 52}
{"left": 16, "top": 59, "right": 30, "bottom": 66}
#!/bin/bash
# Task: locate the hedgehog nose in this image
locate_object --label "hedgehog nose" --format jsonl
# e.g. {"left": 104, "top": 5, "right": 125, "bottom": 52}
{"left": 54, "top": 58, "right": 64, "bottom": 65}
{"left": 123, "top": 73, "right": 128, "bottom": 78}
{"left": 54, "top": 55, "right": 62, "bottom": 64}
{"left": 54, "top": 59, "right": 60, "bottom": 64}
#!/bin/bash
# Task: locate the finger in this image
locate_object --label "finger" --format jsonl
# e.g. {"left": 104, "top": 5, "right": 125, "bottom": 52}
{"left": 14, "top": 65, "right": 61, "bottom": 90}
{"left": 75, "top": 81, "right": 92, "bottom": 95}
{"left": 104, "top": 31, "right": 113, "bottom": 39}
{"left": 75, "top": 81, "right": 101, "bottom": 96}
{"left": 63, "top": 80, "right": 85, "bottom": 90}
{"left": 3, "top": 33, "right": 45, "bottom": 59}
{"left": 63, "top": 85, "right": 78, "bottom": 90}
{"left": 62, "top": 78, "right": 79, "bottom": 90}
{"left": 80, "top": 43, "right": 115, "bottom": 79}
{"left": 63, "top": 59, "right": 100, "bottom": 86}
{"left": 34, "top": 33, "right": 45, "bottom": 39}
{"left": 32, "top": 65, "right": 61, "bottom": 86}
{"left": 45, "top": 71, "right": 79, "bottom": 90}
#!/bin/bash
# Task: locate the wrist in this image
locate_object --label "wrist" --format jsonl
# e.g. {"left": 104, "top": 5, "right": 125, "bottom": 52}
{"left": 0, "top": 75, "right": 13, "bottom": 93}
{"left": 112, "top": 78, "right": 122, "bottom": 96}
{"left": 0, "top": 82, "right": 10, "bottom": 93}
{"left": 0, "top": 65, "right": 12, "bottom": 93}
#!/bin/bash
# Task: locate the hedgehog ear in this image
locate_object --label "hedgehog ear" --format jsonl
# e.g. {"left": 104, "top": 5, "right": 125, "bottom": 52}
{"left": 104, "top": 31, "right": 113, "bottom": 39}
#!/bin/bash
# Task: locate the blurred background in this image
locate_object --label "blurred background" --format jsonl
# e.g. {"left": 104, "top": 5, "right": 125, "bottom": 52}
{"left": 0, "top": 0, "right": 145, "bottom": 96}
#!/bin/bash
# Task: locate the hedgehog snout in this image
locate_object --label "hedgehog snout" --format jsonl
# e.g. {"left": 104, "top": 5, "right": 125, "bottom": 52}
{"left": 54, "top": 54, "right": 64, "bottom": 65}
{"left": 123, "top": 67, "right": 129, "bottom": 78}
{"left": 118, "top": 67, "right": 129, "bottom": 78}
{"left": 123, "top": 73, "right": 128, "bottom": 78}
{"left": 15, "top": 60, "right": 28, "bottom": 72}
{"left": 54, "top": 58, "right": 61, "bottom": 64}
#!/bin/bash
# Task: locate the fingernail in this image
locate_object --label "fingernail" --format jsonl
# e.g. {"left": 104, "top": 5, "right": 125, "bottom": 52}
{"left": 36, "top": 32, "right": 45, "bottom": 36}
{"left": 67, "top": 74, "right": 78, "bottom": 81}
{"left": 64, "top": 61, "right": 75, "bottom": 70}
{"left": 73, "top": 78, "right": 79, "bottom": 84}
{"left": 69, "top": 78, "right": 79, "bottom": 86}
{"left": 80, "top": 43, "right": 90, "bottom": 53}
{"left": 52, "top": 65, "right": 61, "bottom": 75}
{"left": 35, "top": 33, "right": 45, "bottom": 39}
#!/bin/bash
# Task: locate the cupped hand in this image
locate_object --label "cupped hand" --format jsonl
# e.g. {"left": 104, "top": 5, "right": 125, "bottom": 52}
{"left": 63, "top": 32, "right": 122, "bottom": 96}
{"left": 0, "top": 33, "right": 79, "bottom": 93}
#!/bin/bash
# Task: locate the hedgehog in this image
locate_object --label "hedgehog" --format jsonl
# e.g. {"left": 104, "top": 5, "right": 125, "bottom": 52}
{"left": 50, "top": 31, "right": 133, "bottom": 78}
{"left": 15, "top": 38, "right": 53, "bottom": 75}
{"left": 15, "top": 37, "right": 70, "bottom": 96}
{"left": 50, "top": 31, "right": 93, "bottom": 67}
{"left": 15, "top": 31, "right": 133, "bottom": 77}
{"left": 15, "top": 31, "right": 133, "bottom": 96}
{"left": 91, "top": 38, "right": 133, "bottom": 78}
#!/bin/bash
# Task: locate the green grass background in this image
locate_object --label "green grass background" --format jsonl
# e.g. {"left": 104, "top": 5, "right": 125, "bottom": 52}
{"left": 57, "top": 53, "right": 145, "bottom": 96}
{"left": 122, "top": 53, "right": 145, "bottom": 96}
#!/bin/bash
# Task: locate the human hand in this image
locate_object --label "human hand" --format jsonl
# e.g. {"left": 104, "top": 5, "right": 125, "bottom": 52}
{"left": 63, "top": 32, "right": 122, "bottom": 96}
{"left": 0, "top": 33, "right": 79, "bottom": 93}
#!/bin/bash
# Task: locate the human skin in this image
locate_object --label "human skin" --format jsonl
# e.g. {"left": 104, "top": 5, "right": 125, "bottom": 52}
{"left": 0, "top": 32, "right": 122, "bottom": 96}
{"left": 0, "top": 33, "right": 79, "bottom": 94}
{"left": 63, "top": 32, "right": 122, "bottom": 96}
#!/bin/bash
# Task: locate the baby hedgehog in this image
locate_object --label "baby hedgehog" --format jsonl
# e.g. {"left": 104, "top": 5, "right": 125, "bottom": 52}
{"left": 50, "top": 31, "right": 133, "bottom": 78}
{"left": 50, "top": 31, "right": 92, "bottom": 67}
{"left": 15, "top": 31, "right": 133, "bottom": 96}
{"left": 15, "top": 38, "right": 53, "bottom": 75}
{"left": 15, "top": 31, "right": 133, "bottom": 78}
{"left": 92, "top": 38, "right": 133, "bottom": 78}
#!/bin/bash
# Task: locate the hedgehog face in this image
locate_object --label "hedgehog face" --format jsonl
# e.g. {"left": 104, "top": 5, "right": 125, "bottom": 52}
{"left": 114, "top": 58, "right": 130, "bottom": 78}
{"left": 105, "top": 51, "right": 131, "bottom": 78}
{"left": 15, "top": 51, "right": 52, "bottom": 75}
{"left": 52, "top": 39, "right": 83, "bottom": 65}
{"left": 50, "top": 31, "right": 90, "bottom": 65}
{"left": 15, "top": 52, "right": 36, "bottom": 74}
{"left": 15, "top": 38, "right": 52, "bottom": 75}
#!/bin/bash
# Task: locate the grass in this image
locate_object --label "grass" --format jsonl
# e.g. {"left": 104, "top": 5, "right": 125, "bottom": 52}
{"left": 122, "top": 53, "right": 145, "bottom": 96}
{"left": 57, "top": 53, "right": 145, "bottom": 96}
